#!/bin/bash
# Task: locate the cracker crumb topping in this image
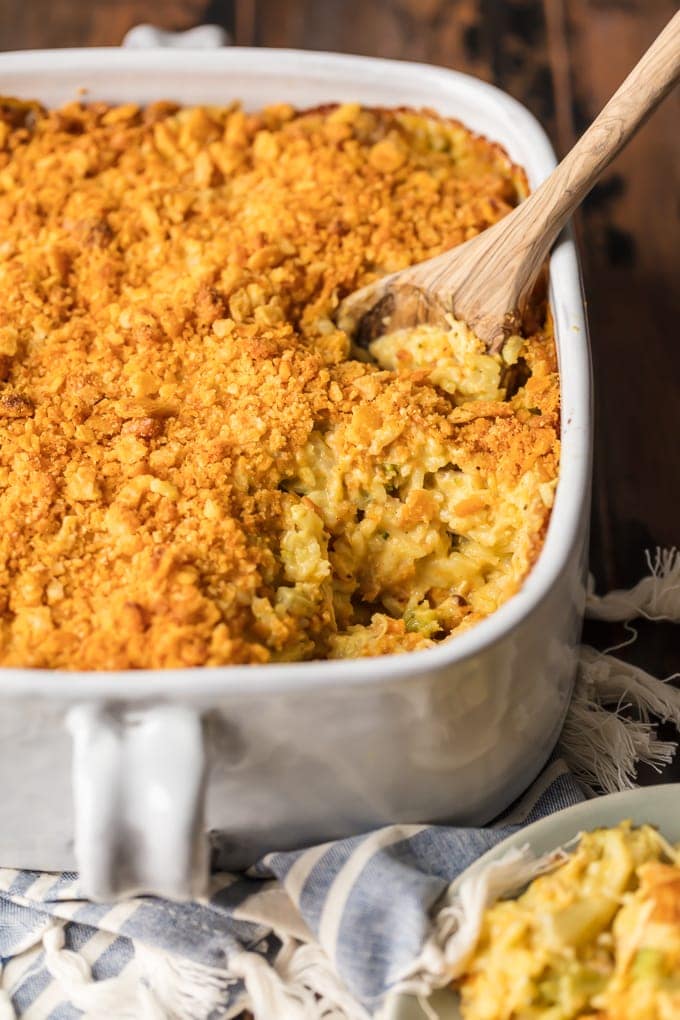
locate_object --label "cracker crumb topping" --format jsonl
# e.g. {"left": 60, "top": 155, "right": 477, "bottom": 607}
{"left": 0, "top": 98, "right": 558, "bottom": 669}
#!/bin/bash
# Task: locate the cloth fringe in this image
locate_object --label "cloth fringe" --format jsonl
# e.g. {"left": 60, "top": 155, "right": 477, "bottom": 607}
{"left": 4, "top": 922, "right": 245, "bottom": 1020}
{"left": 40, "top": 923, "right": 168, "bottom": 1019}
{"left": 29, "top": 918, "right": 365, "bottom": 1020}
{"left": 558, "top": 646, "right": 680, "bottom": 793}
{"left": 135, "top": 943, "right": 244, "bottom": 1020}
{"left": 586, "top": 547, "right": 680, "bottom": 622}
{"left": 560, "top": 545, "right": 680, "bottom": 793}
{"left": 230, "top": 941, "right": 369, "bottom": 1020}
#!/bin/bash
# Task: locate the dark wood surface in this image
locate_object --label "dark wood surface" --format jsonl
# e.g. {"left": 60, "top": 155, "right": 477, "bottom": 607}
{"left": 1, "top": 0, "right": 678, "bottom": 779}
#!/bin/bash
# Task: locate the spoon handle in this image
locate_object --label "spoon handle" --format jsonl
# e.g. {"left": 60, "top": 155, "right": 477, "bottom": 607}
{"left": 501, "top": 10, "right": 680, "bottom": 294}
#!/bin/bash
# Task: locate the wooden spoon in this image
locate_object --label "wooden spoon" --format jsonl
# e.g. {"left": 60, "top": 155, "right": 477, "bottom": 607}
{"left": 338, "top": 11, "right": 680, "bottom": 354}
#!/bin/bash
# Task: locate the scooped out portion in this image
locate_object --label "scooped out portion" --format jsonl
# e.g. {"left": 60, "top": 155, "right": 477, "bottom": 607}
{"left": 291, "top": 315, "right": 558, "bottom": 659}
{"left": 0, "top": 97, "right": 558, "bottom": 669}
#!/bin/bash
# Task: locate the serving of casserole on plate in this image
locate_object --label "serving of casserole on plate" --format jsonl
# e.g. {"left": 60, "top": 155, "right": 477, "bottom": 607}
{"left": 458, "top": 823, "right": 680, "bottom": 1020}
{"left": 388, "top": 786, "right": 680, "bottom": 1020}
{"left": 0, "top": 49, "right": 590, "bottom": 897}
{"left": 0, "top": 96, "right": 558, "bottom": 670}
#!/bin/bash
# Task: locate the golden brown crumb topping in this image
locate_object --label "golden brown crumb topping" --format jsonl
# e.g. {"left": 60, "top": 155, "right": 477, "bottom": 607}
{"left": 0, "top": 98, "right": 559, "bottom": 669}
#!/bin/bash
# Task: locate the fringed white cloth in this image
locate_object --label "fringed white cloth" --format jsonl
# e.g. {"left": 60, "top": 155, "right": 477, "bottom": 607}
{"left": 586, "top": 547, "right": 680, "bottom": 622}
{"left": 560, "top": 647, "right": 680, "bottom": 793}
{"left": 563, "top": 546, "right": 680, "bottom": 793}
{"left": 228, "top": 941, "right": 371, "bottom": 1020}
{"left": 0, "top": 551, "right": 677, "bottom": 1020}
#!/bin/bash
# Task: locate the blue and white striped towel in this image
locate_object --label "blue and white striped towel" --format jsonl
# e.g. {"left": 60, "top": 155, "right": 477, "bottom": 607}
{"left": 0, "top": 760, "right": 583, "bottom": 1020}
{"left": 1, "top": 549, "right": 679, "bottom": 1019}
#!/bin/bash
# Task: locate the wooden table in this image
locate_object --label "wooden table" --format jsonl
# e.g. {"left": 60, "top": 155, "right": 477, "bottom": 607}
{"left": 1, "top": 0, "right": 678, "bottom": 779}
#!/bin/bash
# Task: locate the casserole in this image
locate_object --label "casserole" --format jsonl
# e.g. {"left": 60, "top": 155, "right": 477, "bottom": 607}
{"left": 0, "top": 47, "right": 592, "bottom": 900}
{"left": 0, "top": 99, "right": 559, "bottom": 668}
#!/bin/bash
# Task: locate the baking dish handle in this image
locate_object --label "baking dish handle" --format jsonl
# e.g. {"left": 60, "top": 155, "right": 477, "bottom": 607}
{"left": 121, "top": 24, "right": 230, "bottom": 49}
{"left": 67, "top": 704, "right": 208, "bottom": 901}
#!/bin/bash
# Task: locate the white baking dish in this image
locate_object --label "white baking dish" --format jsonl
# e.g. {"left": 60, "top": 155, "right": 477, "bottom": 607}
{"left": 0, "top": 47, "right": 592, "bottom": 900}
